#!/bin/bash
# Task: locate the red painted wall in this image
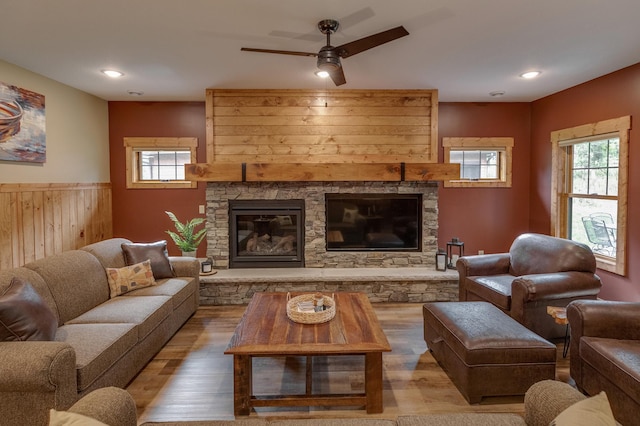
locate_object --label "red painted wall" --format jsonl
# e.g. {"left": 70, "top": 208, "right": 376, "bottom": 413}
{"left": 530, "top": 63, "right": 640, "bottom": 301}
{"left": 108, "top": 102, "right": 208, "bottom": 257}
{"left": 107, "top": 76, "right": 640, "bottom": 302}
{"left": 437, "top": 102, "right": 532, "bottom": 255}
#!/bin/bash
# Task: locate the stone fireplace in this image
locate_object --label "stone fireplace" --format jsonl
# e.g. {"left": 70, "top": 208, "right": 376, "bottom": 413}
{"left": 205, "top": 181, "right": 439, "bottom": 269}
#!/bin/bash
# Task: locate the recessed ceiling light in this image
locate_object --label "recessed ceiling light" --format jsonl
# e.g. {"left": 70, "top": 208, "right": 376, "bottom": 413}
{"left": 489, "top": 91, "right": 505, "bottom": 97}
{"left": 520, "top": 71, "right": 541, "bottom": 79}
{"left": 315, "top": 70, "right": 330, "bottom": 78}
{"left": 101, "top": 69, "right": 124, "bottom": 78}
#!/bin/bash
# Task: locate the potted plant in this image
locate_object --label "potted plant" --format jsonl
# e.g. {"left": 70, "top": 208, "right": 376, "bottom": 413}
{"left": 165, "top": 211, "right": 207, "bottom": 256}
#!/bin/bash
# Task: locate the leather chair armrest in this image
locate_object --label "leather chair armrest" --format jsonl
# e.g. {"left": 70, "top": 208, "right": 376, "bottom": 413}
{"left": 457, "top": 253, "right": 512, "bottom": 301}
{"left": 457, "top": 253, "right": 511, "bottom": 277}
{"left": 567, "top": 299, "right": 640, "bottom": 341}
{"left": 68, "top": 387, "right": 137, "bottom": 426}
{"left": 512, "top": 271, "right": 602, "bottom": 302}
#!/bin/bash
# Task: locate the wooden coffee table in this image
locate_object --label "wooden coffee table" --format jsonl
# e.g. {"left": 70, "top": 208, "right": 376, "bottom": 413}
{"left": 224, "top": 292, "right": 391, "bottom": 415}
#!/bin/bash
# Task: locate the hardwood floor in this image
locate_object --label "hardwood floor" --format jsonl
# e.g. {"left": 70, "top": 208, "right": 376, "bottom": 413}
{"left": 126, "top": 303, "right": 571, "bottom": 425}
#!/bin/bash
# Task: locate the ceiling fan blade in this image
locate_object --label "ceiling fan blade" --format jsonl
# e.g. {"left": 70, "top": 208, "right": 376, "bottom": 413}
{"left": 241, "top": 47, "right": 317, "bottom": 57}
{"left": 329, "top": 66, "right": 346, "bottom": 86}
{"left": 335, "top": 26, "right": 409, "bottom": 58}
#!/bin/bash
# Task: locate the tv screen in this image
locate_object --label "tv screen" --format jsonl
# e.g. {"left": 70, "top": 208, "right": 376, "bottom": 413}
{"left": 325, "top": 194, "right": 422, "bottom": 251}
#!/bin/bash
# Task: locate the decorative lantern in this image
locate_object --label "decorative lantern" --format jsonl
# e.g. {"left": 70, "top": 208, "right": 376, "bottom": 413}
{"left": 435, "top": 248, "right": 447, "bottom": 271}
{"left": 446, "top": 237, "right": 465, "bottom": 269}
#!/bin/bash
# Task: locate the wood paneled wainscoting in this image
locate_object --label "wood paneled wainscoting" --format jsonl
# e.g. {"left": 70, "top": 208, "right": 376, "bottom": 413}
{"left": 0, "top": 183, "right": 112, "bottom": 269}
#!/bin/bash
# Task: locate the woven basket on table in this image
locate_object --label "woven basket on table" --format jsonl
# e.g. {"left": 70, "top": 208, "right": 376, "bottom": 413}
{"left": 286, "top": 292, "right": 336, "bottom": 324}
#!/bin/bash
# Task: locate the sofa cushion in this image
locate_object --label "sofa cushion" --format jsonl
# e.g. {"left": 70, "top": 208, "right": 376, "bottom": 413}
{"left": 465, "top": 274, "right": 513, "bottom": 311}
{"left": 106, "top": 260, "right": 157, "bottom": 298}
{"left": 551, "top": 391, "right": 616, "bottom": 426}
{"left": 122, "top": 240, "right": 175, "bottom": 279}
{"left": 123, "top": 276, "right": 196, "bottom": 310}
{"left": 0, "top": 277, "right": 57, "bottom": 341}
{"left": 25, "top": 250, "right": 110, "bottom": 324}
{"left": 580, "top": 336, "right": 640, "bottom": 405}
{"left": 81, "top": 238, "right": 132, "bottom": 269}
{"left": 55, "top": 322, "right": 138, "bottom": 392}
{"left": 67, "top": 295, "right": 172, "bottom": 341}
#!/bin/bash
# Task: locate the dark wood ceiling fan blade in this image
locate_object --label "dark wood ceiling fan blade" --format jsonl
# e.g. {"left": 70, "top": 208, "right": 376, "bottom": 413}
{"left": 335, "top": 26, "right": 409, "bottom": 58}
{"left": 240, "top": 47, "right": 317, "bottom": 57}
{"left": 329, "top": 66, "right": 346, "bottom": 86}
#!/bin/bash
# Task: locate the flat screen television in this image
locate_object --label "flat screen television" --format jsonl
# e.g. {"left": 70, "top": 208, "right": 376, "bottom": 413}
{"left": 325, "top": 194, "right": 422, "bottom": 251}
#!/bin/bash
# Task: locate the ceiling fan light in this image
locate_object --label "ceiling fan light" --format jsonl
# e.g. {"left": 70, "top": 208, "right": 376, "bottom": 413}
{"left": 315, "top": 70, "right": 330, "bottom": 78}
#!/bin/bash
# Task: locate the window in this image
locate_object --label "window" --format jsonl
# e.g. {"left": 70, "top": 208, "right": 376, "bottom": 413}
{"left": 551, "top": 116, "right": 630, "bottom": 275}
{"left": 124, "top": 137, "right": 197, "bottom": 189}
{"left": 443, "top": 137, "right": 513, "bottom": 187}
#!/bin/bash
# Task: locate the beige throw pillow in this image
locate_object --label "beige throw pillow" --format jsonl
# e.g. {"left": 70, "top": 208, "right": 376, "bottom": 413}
{"left": 551, "top": 391, "right": 616, "bottom": 426}
{"left": 106, "top": 259, "right": 156, "bottom": 298}
{"left": 49, "top": 409, "right": 108, "bottom": 426}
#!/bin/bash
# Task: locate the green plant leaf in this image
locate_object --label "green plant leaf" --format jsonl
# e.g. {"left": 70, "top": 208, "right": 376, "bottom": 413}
{"left": 165, "top": 211, "right": 206, "bottom": 252}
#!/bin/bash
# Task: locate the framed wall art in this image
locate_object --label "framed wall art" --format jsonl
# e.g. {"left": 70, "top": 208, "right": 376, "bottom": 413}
{"left": 0, "top": 81, "right": 45, "bottom": 163}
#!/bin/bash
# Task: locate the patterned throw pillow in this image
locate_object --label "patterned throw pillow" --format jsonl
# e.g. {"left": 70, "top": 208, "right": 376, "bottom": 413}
{"left": 106, "top": 259, "right": 156, "bottom": 298}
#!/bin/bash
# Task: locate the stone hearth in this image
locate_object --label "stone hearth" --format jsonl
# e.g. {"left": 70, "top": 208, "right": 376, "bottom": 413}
{"left": 199, "top": 267, "right": 458, "bottom": 305}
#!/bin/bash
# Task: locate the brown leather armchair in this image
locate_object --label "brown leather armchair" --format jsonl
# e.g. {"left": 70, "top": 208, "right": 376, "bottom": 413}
{"left": 457, "top": 233, "right": 602, "bottom": 339}
{"left": 567, "top": 300, "right": 640, "bottom": 426}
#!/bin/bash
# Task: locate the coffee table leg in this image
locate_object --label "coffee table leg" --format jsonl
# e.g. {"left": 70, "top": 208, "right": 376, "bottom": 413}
{"left": 233, "top": 355, "right": 252, "bottom": 416}
{"left": 365, "top": 352, "right": 384, "bottom": 413}
{"left": 305, "top": 356, "right": 313, "bottom": 395}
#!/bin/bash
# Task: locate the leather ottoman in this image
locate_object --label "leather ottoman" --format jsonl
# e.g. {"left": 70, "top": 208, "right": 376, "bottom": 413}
{"left": 423, "top": 301, "right": 556, "bottom": 403}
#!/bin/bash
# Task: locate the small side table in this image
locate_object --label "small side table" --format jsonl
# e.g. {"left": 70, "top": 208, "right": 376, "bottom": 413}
{"left": 547, "top": 306, "right": 570, "bottom": 358}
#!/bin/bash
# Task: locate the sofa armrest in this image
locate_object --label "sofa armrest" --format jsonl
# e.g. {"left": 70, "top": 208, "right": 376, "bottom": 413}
{"left": 567, "top": 300, "right": 640, "bottom": 341}
{"left": 524, "top": 380, "right": 586, "bottom": 426}
{"left": 68, "top": 387, "right": 137, "bottom": 426}
{"left": 169, "top": 256, "right": 200, "bottom": 278}
{"left": 0, "top": 341, "right": 77, "bottom": 425}
{"left": 511, "top": 271, "right": 602, "bottom": 302}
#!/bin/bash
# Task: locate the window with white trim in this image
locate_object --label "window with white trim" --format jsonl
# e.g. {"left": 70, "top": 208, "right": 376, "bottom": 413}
{"left": 443, "top": 137, "right": 513, "bottom": 187}
{"left": 551, "top": 116, "right": 630, "bottom": 275}
{"left": 124, "top": 137, "right": 197, "bottom": 189}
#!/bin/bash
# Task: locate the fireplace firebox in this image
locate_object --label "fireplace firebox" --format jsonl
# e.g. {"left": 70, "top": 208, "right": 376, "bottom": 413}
{"left": 229, "top": 199, "right": 304, "bottom": 268}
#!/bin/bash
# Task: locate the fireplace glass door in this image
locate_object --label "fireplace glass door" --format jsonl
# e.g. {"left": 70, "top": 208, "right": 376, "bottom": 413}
{"left": 229, "top": 200, "right": 304, "bottom": 268}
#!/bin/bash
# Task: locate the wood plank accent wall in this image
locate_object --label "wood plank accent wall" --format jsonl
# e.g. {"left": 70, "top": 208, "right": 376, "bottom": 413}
{"left": 186, "top": 88, "right": 457, "bottom": 182}
{"left": 206, "top": 88, "right": 438, "bottom": 164}
{"left": 0, "top": 183, "right": 112, "bottom": 269}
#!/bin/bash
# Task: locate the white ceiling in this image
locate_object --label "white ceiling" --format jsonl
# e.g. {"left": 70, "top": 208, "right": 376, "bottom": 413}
{"left": 2, "top": 0, "right": 640, "bottom": 102}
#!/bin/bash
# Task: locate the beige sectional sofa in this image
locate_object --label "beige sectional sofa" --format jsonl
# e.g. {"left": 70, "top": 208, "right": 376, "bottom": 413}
{"left": 0, "top": 238, "right": 199, "bottom": 426}
{"left": 71, "top": 380, "right": 596, "bottom": 426}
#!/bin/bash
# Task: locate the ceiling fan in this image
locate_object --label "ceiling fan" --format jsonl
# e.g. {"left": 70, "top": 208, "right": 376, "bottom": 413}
{"left": 241, "top": 19, "right": 409, "bottom": 86}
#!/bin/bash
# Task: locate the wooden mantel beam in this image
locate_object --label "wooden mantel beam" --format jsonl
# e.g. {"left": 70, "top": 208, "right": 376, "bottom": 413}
{"left": 185, "top": 162, "right": 459, "bottom": 182}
